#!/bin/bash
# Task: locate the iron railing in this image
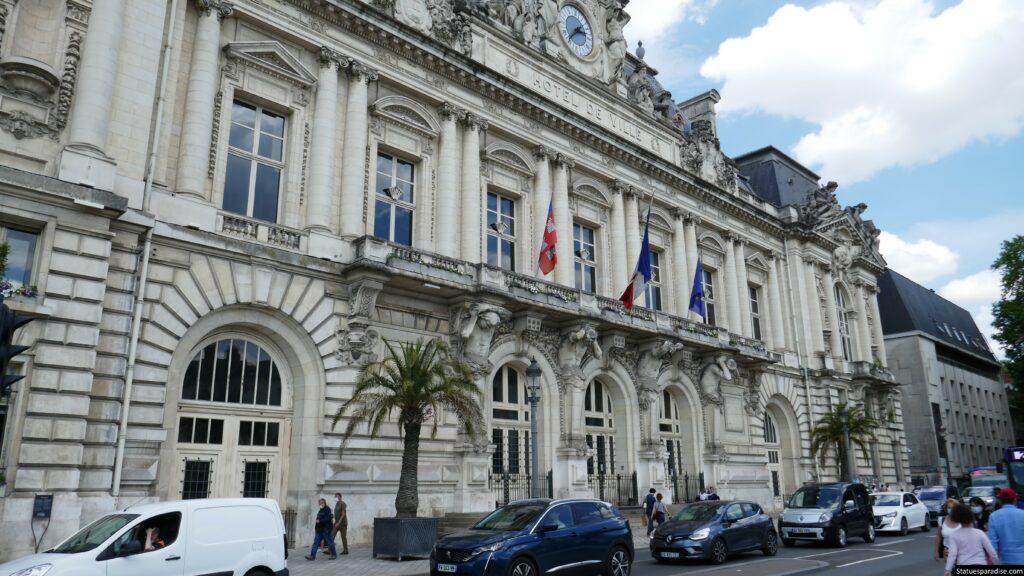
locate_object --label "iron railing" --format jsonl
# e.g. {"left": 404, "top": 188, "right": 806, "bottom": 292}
{"left": 282, "top": 509, "right": 297, "bottom": 549}
{"left": 490, "top": 470, "right": 553, "bottom": 507}
{"left": 589, "top": 472, "right": 639, "bottom": 507}
{"left": 669, "top": 472, "right": 705, "bottom": 503}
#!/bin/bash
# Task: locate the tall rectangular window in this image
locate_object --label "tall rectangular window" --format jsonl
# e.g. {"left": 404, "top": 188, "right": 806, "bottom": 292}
{"left": 749, "top": 285, "right": 762, "bottom": 340}
{"left": 182, "top": 460, "right": 212, "bottom": 500}
{"left": 243, "top": 461, "right": 270, "bottom": 498}
{"left": 0, "top": 226, "right": 39, "bottom": 289}
{"left": 486, "top": 192, "right": 516, "bottom": 270}
{"left": 702, "top": 269, "right": 717, "bottom": 326}
{"left": 835, "top": 286, "right": 853, "bottom": 361}
{"left": 224, "top": 101, "right": 284, "bottom": 222}
{"left": 373, "top": 152, "right": 415, "bottom": 246}
{"left": 573, "top": 223, "right": 597, "bottom": 293}
{"left": 645, "top": 250, "right": 663, "bottom": 311}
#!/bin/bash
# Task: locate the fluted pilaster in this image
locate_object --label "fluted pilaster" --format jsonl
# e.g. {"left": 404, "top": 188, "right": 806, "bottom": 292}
{"left": 339, "top": 61, "right": 378, "bottom": 236}
{"left": 305, "top": 48, "right": 345, "bottom": 232}
{"left": 552, "top": 155, "right": 574, "bottom": 288}
{"left": 435, "top": 102, "right": 464, "bottom": 257}
{"left": 609, "top": 182, "right": 628, "bottom": 290}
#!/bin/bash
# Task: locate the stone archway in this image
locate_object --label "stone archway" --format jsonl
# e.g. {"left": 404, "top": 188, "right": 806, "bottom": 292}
{"left": 765, "top": 394, "right": 802, "bottom": 502}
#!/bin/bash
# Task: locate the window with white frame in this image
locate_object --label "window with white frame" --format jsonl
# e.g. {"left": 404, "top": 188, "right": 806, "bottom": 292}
{"left": 645, "top": 250, "right": 663, "bottom": 311}
{"left": 491, "top": 366, "right": 531, "bottom": 475}
{"left": 834, "top": 286, "right": 853, "bottom": 361}
{"left": 373, "top": 152, "right": 415, "bottom": 246}
{"left": 0, "top": 225, "right": 39, "bottom": 290}
{"left": 574, "top": 223, "right": 597, "bottom": 294}
{"left": 486, "top": 192, "right": 516, "bottom": 271}
{"left": 223, "top": 101, "right": 285, "bottom": 222}
{"left": 702, "top": 267, "right": 718, "bottom": 326}
{"left": 584, "top": 380, "right": 615, "bottom": 476}
{"left": 749, "top": 285, "right": 762, "bottom": 340}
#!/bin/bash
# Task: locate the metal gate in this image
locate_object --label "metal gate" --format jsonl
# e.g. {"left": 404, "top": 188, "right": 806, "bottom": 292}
{"left": 490, "top": 470, "right": 553, "bottom": 507}
{"left": 589, "top": 472, "right": 638, "bottom": 507}
{"left": 669, "top": 472, "right": 705, "bottom": 503}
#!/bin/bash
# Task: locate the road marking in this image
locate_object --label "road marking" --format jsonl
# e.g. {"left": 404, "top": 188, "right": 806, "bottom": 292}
{"left": 834, "top": 550, "right": 902, "bottom": 567}
{"left": 795, "top": 549, "right": 855, "bottom": 559}
{"left": 874, "top": 538, "right": 913, "bottom": 546}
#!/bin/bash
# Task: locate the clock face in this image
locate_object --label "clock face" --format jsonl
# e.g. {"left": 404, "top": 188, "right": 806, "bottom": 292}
{"left": 559, "top": 4, "right": 594, "bottom": 57}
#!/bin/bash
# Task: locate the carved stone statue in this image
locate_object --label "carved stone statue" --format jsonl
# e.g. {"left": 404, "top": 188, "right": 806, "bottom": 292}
{"left": 459, "top": 302, "right": 509, "bottom": 373}
{"left": 699, "top": 354, "right": 734, "bottom": 405}
{"left": 559, "top": 324, "right": 601, "bottom": 389}
{"left": 394, "top": 0, "right": 434, "bottom": 33}
{"left": 636, "top": 341, "right": 685, "bottom": 391}
{"left": 335, "top": 325, "right": 379, "bottom": 366}
{"left": 603, "top": 6, "right": 628, "bottom": 84}
{"left": 627, "top": 64, "right": 654, "bottom": 114}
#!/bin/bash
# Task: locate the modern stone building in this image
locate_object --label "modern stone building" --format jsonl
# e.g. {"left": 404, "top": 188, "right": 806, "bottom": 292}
{"left": 879, "top": 269, "right": 1014, "bottom": 487}
{"left": 0, "top": 0, "right": 907, "bottom": 559}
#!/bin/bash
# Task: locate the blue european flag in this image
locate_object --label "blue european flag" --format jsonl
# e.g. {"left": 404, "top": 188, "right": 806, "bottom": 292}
{"left": 688, "top": 257, "right": 706, "bottom": 320}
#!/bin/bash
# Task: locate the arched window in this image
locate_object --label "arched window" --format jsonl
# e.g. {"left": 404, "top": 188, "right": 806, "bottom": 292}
{"left": 661, "top": 390, "right": 684, "bottom": 475}
{"left": 764, "top": 412, "right": 778, "bottom": 444}
{"left": 181, "top": 338, "right": 282, "bottom": 406}
{"left": 764, "top": 411, "right": 781, "bottom": 497}
{"left": 584, "top": 381, "right": 615, "bottom": 476}
{"left": 491, "top": 366, "right": 530, "bottom": 474}
{"left": 834, "top": 286, "right": 853, "bottom": 361}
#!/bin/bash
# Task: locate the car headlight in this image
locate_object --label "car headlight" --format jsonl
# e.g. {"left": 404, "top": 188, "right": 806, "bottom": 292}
{"left": 11, "top": 565, "right": 52, "bottom": 576}
{"left": 469, "top": 541, "right": 505, "bottom": 558}
{"left": 883, "top": 512, "right": 897, "bottom": 519}
{"left": 690, "top": 528, "right": 711, "bottom": 541}
{"left": 818, "top": 512, "right": 833, "bottom": 523}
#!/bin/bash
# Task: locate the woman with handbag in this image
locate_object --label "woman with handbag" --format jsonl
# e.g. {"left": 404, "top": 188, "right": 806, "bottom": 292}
{"left": 935, "top": 498, "right": 961, "bottom": 562}
{"left": 944, "top": 503, "right": 999, "bottom": 576}
{"left": 652, "top": 493, "right": 669, "bottom": 528}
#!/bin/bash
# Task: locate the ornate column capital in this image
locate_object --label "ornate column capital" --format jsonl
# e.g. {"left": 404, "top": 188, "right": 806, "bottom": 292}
{"left": 802, "top": 257, "right": 818, "bottom": 268}
{"left": 197, "top": 0, "right": 234, "bottom": 20}
{"left": 348, "top": 60, "right": 379, "bottom": 83}
{"left": 671, "top": 207, "right": 687, "bottom": 221}
{"left": 552, "top": 153, "right": 575, "bottom": 169}
{"left": 723, "top": 231, "right": 737, "bottom": 244}
{"left": 461, "top": 113, "right": 488, "bottom": 131}
{"left": 767, "top": 250, "right": 781, "bottom": 261}
{"left": 610, "top": 179, "right": 632, "bottom": 196}
{"left": 533, "top": 145, "right": 553, "bottom": 161}
{"left": 684, "top": 212, "right": 701, "bottom": 226}
{"left": 438, "top": 101, "right": 465, "bottom": 122}
{"left": 317, "top": 46, "right": 348, "bottom": 70}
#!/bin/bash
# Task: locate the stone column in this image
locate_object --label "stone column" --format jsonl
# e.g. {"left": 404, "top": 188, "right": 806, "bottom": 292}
{"left": 459, "top": 114, "right": 486, "bottom": 263}
{"left": 868, "top": 286, "right": 888, "bottom": 366}
{"left": 803, "top": 258, "right": 826, "bottom": 355}
{"left": 623, "top": 190, "right": 641, "bottom": 296}
{"left": 339, "top": 61, "right": 377, "bottom": 237}
{"left": 435, "top": 103, "right": 463, "bottom": 258}
{"left": 531, "top": 147, "right": 553, "bottom": 277}
{"left": 684, "top": 215, "right": 700, "bottom": 318}
{"left": 734, "top": 239, "right": 751, "bottom": 337}
{"left": 823, "top": 266, "right": 844, "bottom": 364}
{"left": 305, "top": 48, "right": 344, "bottom": 232}
{"left": 608, "top": 182, "right": 628, "bottom": 290}
{"left": 672, "top": 210, "right": 690, "bottom": 316}
{"left": 174, "top": 0, "right": 234, "bottom": 199}
{"left": 552, "top": 155, "right": 575, "bottom": 288}
{"left": 722, "top": 234, "right": 740, "bottom": 333}
{"left": 854, "top": 281, "right": 874, "bottom": 363}
{"left": 767, "top": 252, "right": 786, "bottom": 351}
{"left": 58, "top": 0, "right": 130, "bottom": 190}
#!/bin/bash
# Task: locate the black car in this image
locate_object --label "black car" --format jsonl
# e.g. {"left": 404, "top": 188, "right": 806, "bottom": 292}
{"left": 650, "top": 500, "right": 778, "bottom": 565}
{"left": 918, "top": 485, "right": 960, "bottom": 524}
{"left": 778, "top": 483, "right": 876, "bottom": 547}
{"left": 430, "top": 498, "right": 633, "bottom": 576}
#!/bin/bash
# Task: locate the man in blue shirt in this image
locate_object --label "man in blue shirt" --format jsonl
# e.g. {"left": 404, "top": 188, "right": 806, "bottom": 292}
{"left": 988, "top": 487, "right": 1024, "bottom": 564}
{"left": 644, "top": 488, "right": 657, "bottom": 536}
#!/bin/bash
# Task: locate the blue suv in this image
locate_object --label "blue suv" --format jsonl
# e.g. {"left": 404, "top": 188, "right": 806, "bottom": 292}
{"left": 430, "top": 498, "right": 634, "bottom": 576}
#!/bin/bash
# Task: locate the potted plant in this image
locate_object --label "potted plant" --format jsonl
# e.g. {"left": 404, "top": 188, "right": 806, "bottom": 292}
{"left": 332, "top": 339, "right": 484, "bottom": 560}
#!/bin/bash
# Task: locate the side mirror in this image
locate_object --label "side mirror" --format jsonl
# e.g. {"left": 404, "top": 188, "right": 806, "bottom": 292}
{"left": 903, "top": 502, "right": 913, "bottom": 507}
{"left": 539, "top": 523, "right": 559, "bottom": 534}
{"left": 116, "top": 539, "right": 143, "bottom": 558}
{"left": 844, "top": 500, "right": 856, "bottom": 510}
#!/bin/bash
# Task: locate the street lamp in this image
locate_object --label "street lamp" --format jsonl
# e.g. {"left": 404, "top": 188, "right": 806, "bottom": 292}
{"left": 839, "top": 407, "right": 856, "bottom": 483}
{"left": 526, "top": 358, "right": 543, "bottom": 498}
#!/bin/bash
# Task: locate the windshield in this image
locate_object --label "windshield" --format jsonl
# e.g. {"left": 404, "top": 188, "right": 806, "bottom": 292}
{"left": 971, "top": 475, "right": 1007, "bottom": 487}
{"left": 919, "top": 489, "right": 945, "bottom": 501}
{"left": 673, "top": 502, "right": 725, "bottom": 521}
{"left": 51, "top": 514, "right": 139, "bottom": 554}
{"left": 965, "top": 487, "right": 995, "bottom": 496}
{"left": 871, "top": 494, "right": 901, "bottom": 506}
{"left": 788, "top": 487, "right": 841, "bottom": 509}
{"left": 473, "top": 503, "right": 546, "bottom": 531}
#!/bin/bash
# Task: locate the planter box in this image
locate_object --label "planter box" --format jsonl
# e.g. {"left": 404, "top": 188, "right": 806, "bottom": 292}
{"left": 372, "top": 517, "right": 438, "bottom": 561}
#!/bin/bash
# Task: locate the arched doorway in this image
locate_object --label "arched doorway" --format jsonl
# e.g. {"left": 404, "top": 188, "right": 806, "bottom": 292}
{"left": 489, "top": 364, "right": 547, "bottom": 504}
{"left": 172, "top": 335, "right": 292, "bottom": 501}
{"left": 584, "top": 378, "right": 636, "bottom": 505}
{"left": 661, "top": 386, "right": 702, "bottom": 502}
{"left": 765, "top": 398, "right": 801, "bottom": 503}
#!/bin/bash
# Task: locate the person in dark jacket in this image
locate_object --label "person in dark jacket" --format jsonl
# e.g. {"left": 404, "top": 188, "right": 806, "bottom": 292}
{"left": 305, "top": 498, "right": 337, "bottom": 560}
{"left": 644, "top": 488, "right": 657, "bottom": 536}
{"left": 706, "top": 486, "right": 721, "bottom": 501}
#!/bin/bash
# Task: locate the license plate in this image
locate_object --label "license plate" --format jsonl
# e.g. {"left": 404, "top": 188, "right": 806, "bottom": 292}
{"left": 661, "top": 552, "right": 680, "bottom": 558}
{"left": 790, "top": 528, "right": 812, "bottom": 534}
{"left": 436, "top": 563, "right": 457, "bottom": 573}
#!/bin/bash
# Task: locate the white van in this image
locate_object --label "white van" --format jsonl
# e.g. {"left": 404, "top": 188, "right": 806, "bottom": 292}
{"left": 0, "top": 498, "right": 288, "bottom": 576}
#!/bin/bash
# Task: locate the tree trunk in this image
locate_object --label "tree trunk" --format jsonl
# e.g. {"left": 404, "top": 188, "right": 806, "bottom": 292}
{"left": 395, "top": 421, "right": 422, "bottom": 518}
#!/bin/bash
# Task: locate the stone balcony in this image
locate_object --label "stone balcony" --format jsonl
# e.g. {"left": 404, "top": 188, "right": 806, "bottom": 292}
{"left": 217, "top": 212, "right": 307, "bottom": 252}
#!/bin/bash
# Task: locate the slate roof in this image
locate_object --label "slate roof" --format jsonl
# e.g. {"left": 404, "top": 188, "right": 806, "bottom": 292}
{"left": 734, "top": 146, "right": 821, "bottom": 207}
{"left": 877, "top": 268, "right": 997, "bottom": 364}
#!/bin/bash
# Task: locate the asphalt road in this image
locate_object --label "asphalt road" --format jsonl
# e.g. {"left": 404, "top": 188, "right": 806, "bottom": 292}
{"left": 630, "top": 529, "right": 940, "bottom": 576}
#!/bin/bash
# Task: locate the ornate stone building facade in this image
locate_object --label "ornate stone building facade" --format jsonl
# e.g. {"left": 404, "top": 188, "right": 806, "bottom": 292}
{"left": 0, "top": 0, "right": 907, "bottom": 559}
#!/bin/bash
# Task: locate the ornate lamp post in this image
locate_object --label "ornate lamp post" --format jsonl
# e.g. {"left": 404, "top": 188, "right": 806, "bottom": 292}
{"left": 526, "top": 357, "right": 542, "bottom": 498}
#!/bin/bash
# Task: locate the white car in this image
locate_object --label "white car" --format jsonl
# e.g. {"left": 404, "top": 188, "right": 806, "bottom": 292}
{"left": 0, "top": 498, "right": 288, "bottom": 576}
{"left": 870, "top": 491, "right": 930, "bottom": 535}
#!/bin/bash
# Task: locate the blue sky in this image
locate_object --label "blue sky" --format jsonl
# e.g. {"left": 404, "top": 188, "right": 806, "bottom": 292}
{"left": 623, "top": 0, "right": 1024, "bottom": 353}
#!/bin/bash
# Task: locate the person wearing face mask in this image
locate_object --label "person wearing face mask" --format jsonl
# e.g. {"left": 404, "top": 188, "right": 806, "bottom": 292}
{"left": 934, "top": 498, "right": 961, "bottom": 562}
{"left": 968, "top": 497, "right": 990, "bottom": 531}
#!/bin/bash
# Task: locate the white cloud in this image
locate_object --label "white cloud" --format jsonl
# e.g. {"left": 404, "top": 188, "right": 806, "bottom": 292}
{"left": 624, "top": 0, "right": 718, "bottom": 42}
{"left": 699, "top": 0, "right": 1024, "bottom": 184}
{"left": 878, "top": 230, "right": 958, "bottom": 283}
{"left": 939, "top": 269, "right": 1001, "bottom": 308}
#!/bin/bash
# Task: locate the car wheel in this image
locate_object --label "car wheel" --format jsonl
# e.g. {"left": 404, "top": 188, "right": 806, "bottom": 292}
{"left": 864, "top": 523, "right": 876, "bottom": 543}
{"left": 710, "top": 538, "right": 728, "bottom": 565}
{"left": 834, "top": 525, "right": 848, "bottom": 548}
{"left": 921, "top": 518, "right": 931, "bottom": 532}
{"left": 507, "top": 557, "right": 537, "bottom": 576}
{"left": 782, "top": 537, "right": 796, "bottom": 548}
{"left": 606, "top": 546, "right": 630, "bottom": 576}
{"left": 763, "top": 530, "right": 779, "bottom": 557}
{"left": 899, "top": 518, "right": 908, "bottom": 536}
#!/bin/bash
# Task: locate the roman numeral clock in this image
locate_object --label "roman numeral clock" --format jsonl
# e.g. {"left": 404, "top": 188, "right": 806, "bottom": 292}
{"left": 558, "top": 4, "right": 594, "bottom": 57}
{"left": 551, "top": 1, "right": 613, "bottom": 83}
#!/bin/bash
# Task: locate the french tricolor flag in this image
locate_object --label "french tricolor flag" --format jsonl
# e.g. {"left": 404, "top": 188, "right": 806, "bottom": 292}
{"left": 618, "top": 209, "right": 653, "bottom": 310}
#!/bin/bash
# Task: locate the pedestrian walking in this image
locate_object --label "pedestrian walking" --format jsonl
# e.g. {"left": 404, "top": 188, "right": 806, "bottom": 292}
{"left": 305, "top": 498, "right": 337, "bottom": 561}
{"left": 988, "top": 488, "right": 1024, "bottom": 564}
{"left": 968, "top": 497, "right": 991, "bottom": 531}
{"left": 934, "top": 498, "right": 961, "bottom": 562}
{"left": 643, "top": 488, "right": 657, "bottom": 536}
{"left": 332, "top": 492, "right": 349, "bottom": 555}
{"left": 652, "top": 493, "right": 669, "bottom": 528}
{"left": 944, "top": 503, "right": 999, "bottom": 576}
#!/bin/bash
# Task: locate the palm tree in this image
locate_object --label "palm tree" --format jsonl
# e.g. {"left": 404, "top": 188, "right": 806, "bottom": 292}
{"left": 809, "top": 402, "right": 878, "bottom": 482}
{"left": 332, "top": 338, "right": 484, "bottom": 517}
